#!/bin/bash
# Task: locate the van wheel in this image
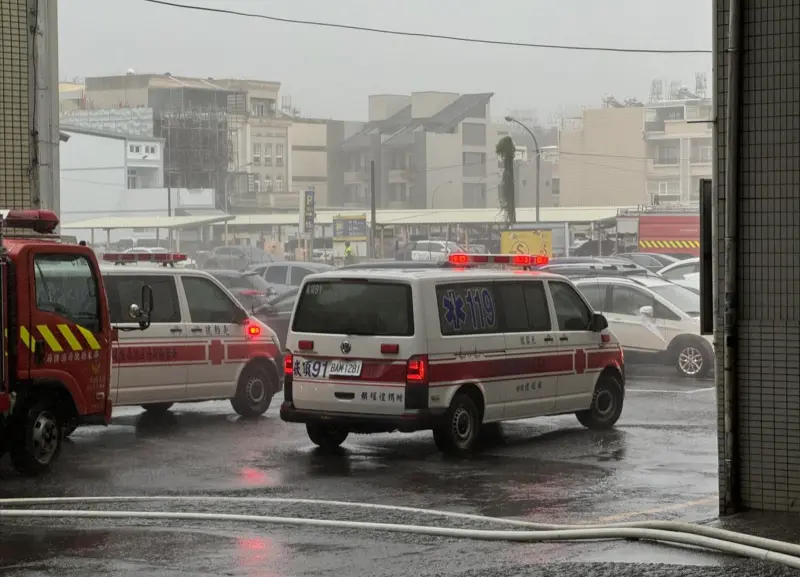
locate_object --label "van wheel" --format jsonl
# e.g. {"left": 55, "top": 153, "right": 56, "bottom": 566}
{"left": 9, "top": 400, "right": 63, "bottom": 476}
{"left": 576, "top": 374, "right": 624, "bottom": 430}
{"left": 141, "top": 402, "right": 173, "bottom": 413}
{"left": 674, "top": 341, "right": 711, "bottom": 378}
{"left": 306, "top": 423, "right": 349, "bottom": 450}
{"left": 231, "top": 366, "right": 274, "bottom": 418}
{"left": 433, "top": 393, "right": 481, "bottom": 455}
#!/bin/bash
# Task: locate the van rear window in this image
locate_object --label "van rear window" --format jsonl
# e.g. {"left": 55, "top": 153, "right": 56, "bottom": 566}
{"left": 292, "top": 280, "right": 414, "bottom": 336}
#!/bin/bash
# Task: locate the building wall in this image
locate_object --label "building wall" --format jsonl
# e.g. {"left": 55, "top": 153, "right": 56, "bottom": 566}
{"left": 0, "top": 0, "right": 33, "bottom": 209}
{"left": 424, "top": 132, "right": 462, "bottom": 209}
{"left": 369, "top": 95, "right": 410, "bottom": 122}
{"left": 558, "top": 107, "right": 647, "bottom": 207}
{"left": 289, "top": 120, "right": 328, "bottom": 206}
{"left": 714, "top": 0, "right": 800, "bottom": 514}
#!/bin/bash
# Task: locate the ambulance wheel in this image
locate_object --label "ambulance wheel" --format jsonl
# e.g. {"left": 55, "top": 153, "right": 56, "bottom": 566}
{"left": 306, "top": 423, "right": 349, "bottom": 450}
{"left": 141, "top": 402, "right": 173, "bottom": 413}
{"left": 231, "top": 366, "right": 274, "bottom": 418}
{"left": 576, "top": 373, "right": 624, "bottom": 431}
{"left": 9, "top": 400, "right": 62, "bottom": 476}
{"left": 433, "top": 393, "right": 481, "bottom": 456}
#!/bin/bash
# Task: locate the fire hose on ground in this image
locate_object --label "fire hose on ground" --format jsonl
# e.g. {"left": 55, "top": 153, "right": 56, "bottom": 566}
{"left": 0, "top": 496, "right": 798, "bottom": 569}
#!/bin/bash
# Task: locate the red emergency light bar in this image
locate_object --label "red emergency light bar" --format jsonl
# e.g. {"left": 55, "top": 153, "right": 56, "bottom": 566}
{"left": 448, "top": 253, "right": 549, "bottom": 266}
{"left": 0, "top": 209, "right": 59, "bottom": 234}
{"left": 102, "top": 252, "right": 187, "bottom": 263}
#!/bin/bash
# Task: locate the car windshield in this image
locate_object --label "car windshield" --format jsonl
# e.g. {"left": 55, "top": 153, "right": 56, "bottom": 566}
{"left": 292, "top": 280, "right": 413, "bottom": 336}
{"left": 650, "top": 283, "right": 701, "bottom": 315}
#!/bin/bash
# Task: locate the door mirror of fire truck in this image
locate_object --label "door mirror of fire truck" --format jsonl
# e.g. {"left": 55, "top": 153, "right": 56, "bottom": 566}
{"left": 591, "top": 313, "right": 609, "bottom": 332}
{"left": 126, "top": 285, "right": 154, "bottom": 330}
{"left": 141, "top": 284, "right": 154, "bottom": 316}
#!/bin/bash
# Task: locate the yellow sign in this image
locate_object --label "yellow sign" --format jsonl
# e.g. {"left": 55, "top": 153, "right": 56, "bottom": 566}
{"left": 500, "top": 230, "right": 552, "bottom": 257}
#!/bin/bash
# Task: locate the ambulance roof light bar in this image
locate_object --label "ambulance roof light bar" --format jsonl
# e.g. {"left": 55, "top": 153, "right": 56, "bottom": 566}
{"left": 448, "top": 253, "right": 549, "bottom": 266}
{"left": 0, "top": 209, "right": 60, "bottom": 235}
{"left": 103, "top": 252, "right": 187, "bottom": 265}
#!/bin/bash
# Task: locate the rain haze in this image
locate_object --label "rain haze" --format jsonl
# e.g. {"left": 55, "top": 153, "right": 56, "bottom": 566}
{"left": 60, "top": 0, "right": 712, "bottom": 119}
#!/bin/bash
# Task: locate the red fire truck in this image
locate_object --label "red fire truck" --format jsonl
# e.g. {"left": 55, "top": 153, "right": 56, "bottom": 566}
{"left": 0, "top": 209, "right": 152, "bottom": 475}
{"left": 616, "top": 206, "right": 700, "bottom": 257}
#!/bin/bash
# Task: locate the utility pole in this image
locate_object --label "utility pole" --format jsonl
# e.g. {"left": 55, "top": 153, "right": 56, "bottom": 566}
{"left": 369, "top": 160, "right": 376, "bottom": 258}
{"left": 505, "top": 116, "right": 541, "bottom": 222}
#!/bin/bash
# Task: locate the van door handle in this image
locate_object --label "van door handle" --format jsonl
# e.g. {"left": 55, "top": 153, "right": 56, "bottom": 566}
{"left": 170, "top": 327, "right": 183, "bottom": 334}
{"left": 559, "top": 336, "right": 569, "bottom": 342}
{"left": 190, "top": 327, "right": 203, "bottom": 333}
{"left": 543, "top": 335, "right": 554, "bottom": 343}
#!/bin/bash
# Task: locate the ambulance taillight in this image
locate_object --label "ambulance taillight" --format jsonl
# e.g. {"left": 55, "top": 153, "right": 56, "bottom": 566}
{"left": 405, "top": 354, "right": 429, "bottom": 410}
{"left": 447, "top": 253, "right": 549, "bottom": 266}
{"left": 283, "top": 353, "right": 294, "bottom": 402}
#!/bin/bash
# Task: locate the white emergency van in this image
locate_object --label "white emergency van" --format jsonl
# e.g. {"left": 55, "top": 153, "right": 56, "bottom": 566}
{"left": 280, "top": 253, "right": 624, "bottom": 455}
{"left": 101, "top": 252, "right": 282, "bottom": 417}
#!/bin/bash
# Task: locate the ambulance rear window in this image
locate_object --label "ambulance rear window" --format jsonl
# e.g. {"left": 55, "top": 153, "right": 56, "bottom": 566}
{"left": 293, "top": 280, "right": 413, "bottom": 336}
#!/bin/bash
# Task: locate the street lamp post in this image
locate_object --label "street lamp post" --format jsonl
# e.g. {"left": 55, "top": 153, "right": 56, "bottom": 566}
{"left": 505, "top": 116, "right": 541, "bottom": 222}
{"left": 430, "top": 180, "right": 453, "bottom": 209}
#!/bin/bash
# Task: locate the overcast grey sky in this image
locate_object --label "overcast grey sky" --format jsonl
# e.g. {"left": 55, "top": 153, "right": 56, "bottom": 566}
{"left": 59, "top": 0, "right": 712, "bottom": 120}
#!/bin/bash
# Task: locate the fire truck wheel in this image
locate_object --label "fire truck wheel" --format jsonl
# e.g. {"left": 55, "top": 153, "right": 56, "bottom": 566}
{"left": 141, "top": 402, "right": 174, "bottom": 413}
{"left": 231, "top": 365, "right": 275, "bottom": 418}
{"left": 63, "top": 419, "right": 78, "bottom": 438}
{"left": 576, "top": 373, "right": 624, "bottom": 430}
{"left": 433, "top": 393, "right": 481, "bottom": 456}
{"left": 306, "top": 423, "right": 349, "bottom": 450}
{"left": 10, "top": 400, "right": 62, "bottom": 476}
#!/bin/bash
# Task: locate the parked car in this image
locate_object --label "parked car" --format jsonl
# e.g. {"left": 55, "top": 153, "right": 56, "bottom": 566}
{"left": 251, "top": 261, "right": 335, "bottom": 295}
{"left": 536, "top": 262, "right": 654, "bottom": 279}
{"left": 202, "top": 245, "right": 279, "bottom": 270}
{"left": 253, "top": 289, "right": 298, "bottom": 348}
{"left": 614, "top": 252, "right": 680, "bottom": 273}
{"left": 208, "top": 269, "right": 277, "bottom": 310}
{"left": 574, "top": 276, "right": 712, "bottom": 378}
{"left": 657, "top": 257, "right": 700, "bottom": 281}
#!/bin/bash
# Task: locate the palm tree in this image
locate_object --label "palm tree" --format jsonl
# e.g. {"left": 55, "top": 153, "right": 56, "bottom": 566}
{"left": 496, "top": 136, "right": 516, "bottom": 225}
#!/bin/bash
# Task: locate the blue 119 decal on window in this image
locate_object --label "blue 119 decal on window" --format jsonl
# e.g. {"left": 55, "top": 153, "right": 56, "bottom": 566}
{"left": 441, "top": 286, "right": 496, "bottom": 332}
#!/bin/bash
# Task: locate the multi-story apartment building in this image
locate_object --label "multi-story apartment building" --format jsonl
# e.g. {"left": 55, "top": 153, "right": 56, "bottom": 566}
{"left": 330, "top": 92, "right": 499, "bottom": 210}
{"left": 557, "top": 83, "right": 712, "bottom": 207}
{"left": 643, "top": 95, "right": 713, "bottom": 204}
{"left": 61, "top": 73, "right": 295, "bottom": 212}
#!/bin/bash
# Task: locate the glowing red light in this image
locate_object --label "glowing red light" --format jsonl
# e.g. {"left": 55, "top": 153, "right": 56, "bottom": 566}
{"left": 512, "top": 254, "right": 533, "bottom": 266}
{"left": 284, "top": 353, "right": 293, "bottom": 375}
{"left": 247, "top": 324, "right": 261, "bottom": 336}
{"left": 448, "top": 253, "right": 470, "bottom": 264}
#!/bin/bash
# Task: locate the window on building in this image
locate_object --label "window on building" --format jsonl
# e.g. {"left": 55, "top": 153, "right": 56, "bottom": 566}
{"left": 254, "top": 176, "right": 261, "bottom": 193}
{"left": 275, "top": 175, "right": 283, "bottom": 192}
{"left": 276, "top": 144, "right": 284, "bottom": 167}
{"left": 265, "top": 143, "right": 273, "bottom": 166}
{"left": 253, "top": 143, "right": 261, "bottom": 165}
{"left": 265, "top": 176, "right": 273, "bottom": 192}
{"left": 461, "top": 123, "right": 486, "bottom": 146}
{"left": 656, "top": 144, "right": 679, "bottom": 165}
{"left": 462, "top": 152, "right": 486, "bottom": 177}
{"left": 127, "top": 169, "right": 138, "bottom": 189}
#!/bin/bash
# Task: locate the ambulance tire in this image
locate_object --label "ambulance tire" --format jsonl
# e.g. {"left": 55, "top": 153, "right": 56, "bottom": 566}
{"left": 576, "top": 373, "right": 624, "bottom": 431}
{"left": 231, "top": 366, "right": 274, "bottom": 418}
{"left": 9, "top": 400, "right": 63, "bottom": 476}
{"left": 306, "top": 423, "right": 349, "bottom": 450}
{"left": 141, "top": 402, "right": 174, "bottom": 413}
{"left": 433, "top": 393, "right": 481, "bottom": 456}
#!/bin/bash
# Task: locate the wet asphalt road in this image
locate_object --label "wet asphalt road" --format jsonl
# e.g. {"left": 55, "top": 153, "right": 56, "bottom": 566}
{"left": 0, "top": 369, "right": 796, "bottom": 576}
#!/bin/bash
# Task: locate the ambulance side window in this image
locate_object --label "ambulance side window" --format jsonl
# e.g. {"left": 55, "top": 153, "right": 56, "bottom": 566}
{"left": 182, "top": 276, "right": 240, "bottom": 324}
{"left": 33, "top": 253, "right": 101, "bottom": 333}
{"left": 104, "top": 275, "right": 180, "bottom": 324}
{"left": 549, "top": 281, "right": 592, "bottom": 331}
{"left": 435, "top": 283, "right": 499, "bottom": 336}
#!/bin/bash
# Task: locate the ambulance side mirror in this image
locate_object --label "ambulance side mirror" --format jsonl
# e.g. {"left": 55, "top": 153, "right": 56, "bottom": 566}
{"left": 233, "top": 307, "right": 249, "bottom": 324}
{"left": 591, "top": 313, "right": 608, "bottom": 332}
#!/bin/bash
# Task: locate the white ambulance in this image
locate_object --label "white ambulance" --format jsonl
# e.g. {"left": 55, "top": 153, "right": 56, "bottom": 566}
{"left": 100, "top": 252, "right": 282, "bottom": 417}
{"left": 280, "top": 253, "right": 624, "bottom": 455}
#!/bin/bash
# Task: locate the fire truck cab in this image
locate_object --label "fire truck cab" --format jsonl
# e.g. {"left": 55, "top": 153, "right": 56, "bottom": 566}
{"left": 0, "top": 209, "right": 152, "bottom": 475}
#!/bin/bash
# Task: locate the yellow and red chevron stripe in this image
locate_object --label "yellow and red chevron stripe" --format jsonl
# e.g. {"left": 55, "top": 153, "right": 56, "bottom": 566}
{"left": 639, "top": 239, "right": 700, "bottom": 249}
{"left": 4, "top": 324, "right": 102, "bottom": 355}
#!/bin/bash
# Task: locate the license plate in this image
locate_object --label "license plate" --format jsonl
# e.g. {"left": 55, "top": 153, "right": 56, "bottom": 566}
{"left": 328, "top": 360, "right": 362, "bottom": 377}
{"left": 295, "top": 359, "right": 362, "bottom": 379}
